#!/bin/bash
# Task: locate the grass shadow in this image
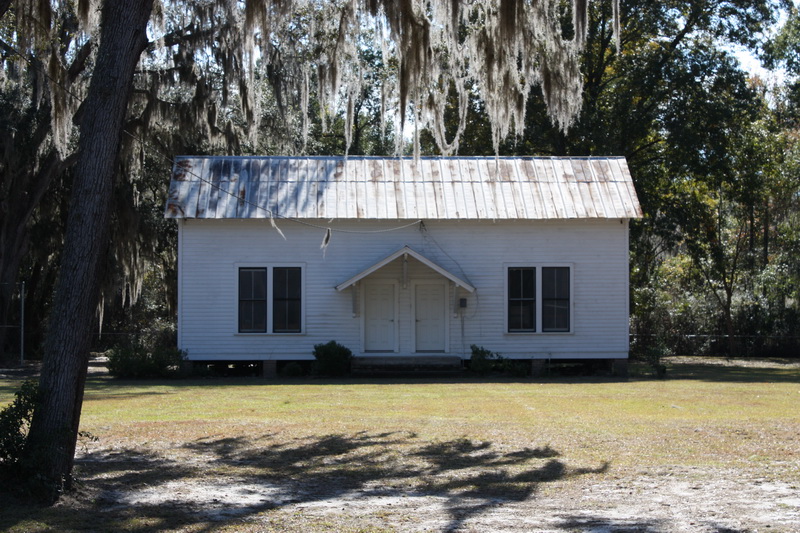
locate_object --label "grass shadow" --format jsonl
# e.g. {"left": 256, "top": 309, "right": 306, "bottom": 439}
{"left": 655, "top": 358, "right": 800, "bottom": 383}
{"left": 558, "top": 515, "right": 669, "bottom": 532}
{"left": 7, "top": 358, "right": 797, "bottom": 397}
{"left": 0, "top": 431, "right": 608, "bottom": 532}
{"left": 0, "top": 382, "right": 23, "bottom": 398}
{"left": 181, "top": 430, "right": 609, "bottom": 532}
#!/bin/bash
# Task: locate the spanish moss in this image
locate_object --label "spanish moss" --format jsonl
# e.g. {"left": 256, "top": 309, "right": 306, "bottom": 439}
{"left": 1, "top": 0, "right": 618, "bottom": 322}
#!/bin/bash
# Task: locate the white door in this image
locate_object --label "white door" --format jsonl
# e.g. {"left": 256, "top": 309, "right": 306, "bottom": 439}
{"left": 364, "top": 283, "right": 396, "bottom": 352}
{"left": 415, "top": 283, "right": 446, "bottom": 352}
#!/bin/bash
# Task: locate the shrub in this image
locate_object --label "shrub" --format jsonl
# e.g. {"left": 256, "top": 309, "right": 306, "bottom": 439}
{"left": 107, "top": 343, "right": 185, "bottom": 379}
{"left": 501, "top": 358, "right": 530, "bottom": 377}
{"left": 0, "top": 380, "right": 40, "bottom": 472}
{"left": 632, "top": 339, "right": 670, "bottom": 379}
{"left": 312, "top": 340, "right": 352, "bottom": 376}
{"left": 106, "top": 320, "right": 185, "bottom": 378}
{"left": 469, "top": 344, "right": 503, "bottom": 374}
{"left": 643, "top": 344, "right": 669, "bottom": 378}
{"left": 281, "top": 361, "right": 305, "bottom": 377}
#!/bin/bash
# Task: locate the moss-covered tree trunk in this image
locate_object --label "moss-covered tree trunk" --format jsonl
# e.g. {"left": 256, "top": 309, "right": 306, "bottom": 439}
{"left": 22, "top": 0, "right": 154, "bottom": 502}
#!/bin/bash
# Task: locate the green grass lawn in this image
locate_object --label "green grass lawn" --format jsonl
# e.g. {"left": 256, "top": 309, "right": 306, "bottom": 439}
{"left": 1, "top": 357, "right": 798, "bottom": 532}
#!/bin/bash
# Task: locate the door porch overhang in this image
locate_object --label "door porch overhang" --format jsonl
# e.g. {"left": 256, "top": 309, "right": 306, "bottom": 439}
{"left": 335, "top": 245, "right": 475, "bottom": 293}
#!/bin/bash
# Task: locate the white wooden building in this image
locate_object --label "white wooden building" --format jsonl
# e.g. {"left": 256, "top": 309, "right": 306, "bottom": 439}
{"left": 165, "top": 156, "right": 642, "bottom": 374}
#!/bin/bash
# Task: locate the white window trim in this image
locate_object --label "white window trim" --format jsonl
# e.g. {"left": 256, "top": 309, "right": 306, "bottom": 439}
{"left": 503, "top": 262, "right": 574, "bottom": 335}
{"left": 234, "top": 262, "right": 306, "bottom": 335}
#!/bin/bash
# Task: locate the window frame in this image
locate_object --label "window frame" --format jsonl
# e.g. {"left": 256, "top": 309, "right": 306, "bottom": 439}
{"left": 272, "top": 266, "right": 303, "bottom": 333}
{"left": 507, "top": 266, "right": 536, "bottom": 333}
{"left": 504, "top": 263, "right": 573, "bottom": 334}
{"left": 238, "top": 267, "right": 268, "bottom": 333}
{"left": 541, "top": 266, "right": 571, "bottom": 333}
{"left": 235, "top": 263, "right": 305, "bottom": 335}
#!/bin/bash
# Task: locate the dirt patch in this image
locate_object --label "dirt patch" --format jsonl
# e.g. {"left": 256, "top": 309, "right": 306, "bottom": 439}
{"left": 4, "top": 356, "right": 799, "bottom": 532}
{"left": 0, "top": 361, "right": 40, "bottom": 379}
{"left": 247, "top": 470, "right": 800, "bottom": 532}
{"left": 0, "top": 353, "right": 109, "bottom": 379}
{"left": 68, "top": 436, "right": 799, "bottom": 532}
{"left": 71, "top": 460, "right": 800, "bottom": 532}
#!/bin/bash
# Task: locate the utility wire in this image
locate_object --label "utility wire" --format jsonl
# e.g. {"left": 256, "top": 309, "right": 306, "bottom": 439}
{"left": 155, "top": 146, "right": 423, "bottom": 235}
{"left": 3, "top": 34, "right": 424, "bottom": 236}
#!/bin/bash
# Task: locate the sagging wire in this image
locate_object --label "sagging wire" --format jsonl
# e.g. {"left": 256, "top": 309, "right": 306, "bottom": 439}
{"left": 1, "top": 35, "right": 424, "bottom": 243}
{"left": 164, "top": 153, "right": 425, "bottom": 238}
{"left": 419, "top": 220, "right": 480, "bottom": 322}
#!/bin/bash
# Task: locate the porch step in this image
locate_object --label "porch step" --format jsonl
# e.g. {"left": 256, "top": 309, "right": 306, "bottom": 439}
{"left": 352, "top": 355, "right": 463, "bottom": 375}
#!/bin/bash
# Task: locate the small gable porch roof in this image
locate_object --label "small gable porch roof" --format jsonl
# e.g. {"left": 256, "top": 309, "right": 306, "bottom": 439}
{"left": 335, "top": 246, "right": 476, "bottom": 293}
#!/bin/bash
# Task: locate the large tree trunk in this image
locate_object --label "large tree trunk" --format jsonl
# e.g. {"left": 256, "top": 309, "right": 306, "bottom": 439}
{"left": 23, "top": 0, "right": 154, "bottom": 502}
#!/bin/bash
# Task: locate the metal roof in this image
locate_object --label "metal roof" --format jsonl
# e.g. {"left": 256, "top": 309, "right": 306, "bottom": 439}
{"left": 165, "top": 156, "right": 642, "bottom": 220}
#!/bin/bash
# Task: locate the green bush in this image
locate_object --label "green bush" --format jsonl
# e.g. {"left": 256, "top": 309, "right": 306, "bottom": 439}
{"left": 643, "top": 344, "right": 669, "bottom": 378}
{"left": 469, "top": 344, "right": 503, "bottom": 374}
{"left": 106, "top": 321, "right": 185, "bottom": 378}
{"left": 107, "top": 344, "right": 185, "bottom": 379}
{"left": 0, "top": 380, "right": 40, "bottom": 472}
{"left": 500, "top": 358, "right": 530, "bottom": 377}
{"left": 281, "top": 361, "right": 306, "bottom": 377}
{"left": 312, "top": 340, "right": 352, "bottom": 376}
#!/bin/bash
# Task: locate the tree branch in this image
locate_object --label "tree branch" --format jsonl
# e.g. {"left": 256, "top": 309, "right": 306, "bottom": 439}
{"left": 0, "top": 0, "right": 11, "bottom": 20}
{"left": 67, "top": 39, "right": 94, "bottom": 83}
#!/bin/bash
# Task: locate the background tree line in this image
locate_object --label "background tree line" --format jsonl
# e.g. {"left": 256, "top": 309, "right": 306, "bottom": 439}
{"left": 1, "top": 0, "right": 798, "bottom": 364}
{"left": 418, "top": 0, "right": 800, "bottom": 359}
{"left": 0, "top": 0, "right": 797, "bottom": 502}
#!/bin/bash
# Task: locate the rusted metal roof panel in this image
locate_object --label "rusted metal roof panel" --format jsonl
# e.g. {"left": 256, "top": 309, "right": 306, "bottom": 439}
{"left": 165, "top": 156, "right": 643, "bottom": 220}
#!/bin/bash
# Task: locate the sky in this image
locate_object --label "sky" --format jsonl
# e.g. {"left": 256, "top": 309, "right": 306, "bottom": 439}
{"left": 731, "top": 1, "right": 797, "bottom": 85}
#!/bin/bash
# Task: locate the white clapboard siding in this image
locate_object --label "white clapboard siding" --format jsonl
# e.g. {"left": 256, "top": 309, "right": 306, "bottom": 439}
{"left": 177, "top": 218, "right": 631, "bottom": 361}
{"left": 169, "top": 155, "right": 641, "bottom": 362}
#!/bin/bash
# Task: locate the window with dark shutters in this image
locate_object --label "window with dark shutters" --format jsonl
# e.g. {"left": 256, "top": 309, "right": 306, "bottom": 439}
{"left": 239, "top": 268, "right": 267, "bottom": 332}
{"left": 507, "top": 265, "right": 572, "bottom": 333}
{"left": 508, "top": 267, "right": 536, "bottom": 332}
{"left": 273, "top": 267, "right": 302, "bottom": 333}
{"left": 542, "top": 267, "right": 570, "bottom": 332}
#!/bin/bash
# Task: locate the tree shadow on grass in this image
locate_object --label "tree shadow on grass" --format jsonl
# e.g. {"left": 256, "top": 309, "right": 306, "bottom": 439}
{"left": 659, "top": 361, "right": 800, "bottom": 383}
{"left": 185, "top": 431, "right": 609, "bottom": 532}
{"left": 412, "top": 442, "right": 608, "bottom": 531}
{"left": 556, "top": 516, "right": 751, "bottom": 533}
{"left": 0, "top": 381, "right": 22, "bottom": 397}
{"left": 0, "top": 431, "right": 609, "bottom": 532}
{"left": 557, "top": 515, "right": 670, "bottom": 532}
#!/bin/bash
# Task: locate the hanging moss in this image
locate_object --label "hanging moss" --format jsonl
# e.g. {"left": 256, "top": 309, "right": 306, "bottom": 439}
{"left": 7, "top": 0, "right": 619, "bottom": 158}
{"left": 2, "top": 0, "right": 618, "bottom": 326}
